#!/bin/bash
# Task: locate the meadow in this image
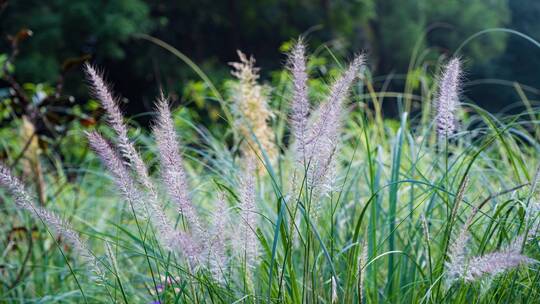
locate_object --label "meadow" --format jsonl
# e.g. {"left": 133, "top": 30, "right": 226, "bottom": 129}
{"left": 1, "top": 39, "right": 539, "bottom": 304}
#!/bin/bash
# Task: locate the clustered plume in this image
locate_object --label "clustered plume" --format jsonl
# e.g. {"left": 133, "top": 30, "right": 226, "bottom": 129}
{"left": 86, "top": 64, "right": 198, "bottom": 259}
{"left": 0, "top": 164, "right": 104, "bottom": 281}
{"left": 331, "top": 275, "right": 338, "bottom": 304}
{"left": 230, "top": 51, "right": 277, "bottom": 171}
{"left": 445, "top": 178, "right": 537, "bottom": 284}
{"left": 0, "top": 62, "right": 264, "bottom": 284}
{"left": 435, "top": 57, "right": 461, "bottom": 138}
{"left": 84, "top": 64, "right": 257, "bottom": 278}
{"left": 446, "top": 219, "right": 536, "bottom": 283}
{"left": 288, "top": 39, "right": 364, "bottom": 196}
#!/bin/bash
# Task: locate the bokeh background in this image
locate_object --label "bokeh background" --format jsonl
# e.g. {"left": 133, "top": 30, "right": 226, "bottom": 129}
{"left": 1, "top": 0, "right": 539, "bottom": 132}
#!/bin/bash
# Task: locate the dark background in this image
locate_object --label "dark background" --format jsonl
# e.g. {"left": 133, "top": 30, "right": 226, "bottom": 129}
{"left": 1, "top": 0, "right": 539, "bottom": 127}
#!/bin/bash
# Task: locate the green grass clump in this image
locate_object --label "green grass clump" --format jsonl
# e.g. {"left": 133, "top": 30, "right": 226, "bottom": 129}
{"left": 1, "top": 39, "right": 539, "bottom": 304}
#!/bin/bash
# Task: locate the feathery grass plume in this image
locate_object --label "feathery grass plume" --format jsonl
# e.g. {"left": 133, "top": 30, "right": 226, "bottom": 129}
{"left": 288, "top": 39, "right": 310, "bottom": 200}
{"left": 85, "top": 64, "right": 201, "bottom": 262}
{"left": 288, "top": 39, "right": 309, "bottom": 166}
{"left": 153, "top": 96, "right": 201, "bottom": 234}
{"left": 87, "top": 131, "right": 146, "bottom": 218}
{"left": 0, "top": 164, "right": 103, "bottom": 280}
{"left": 234, "top": 158, "right": 259, "bottom": 268}
{"left": 462, "top": 238, "right": 536, "bottom": 282}
{"left": 84, "top": 64, "right": 131, "bottom": 157}
{"left": 446, "top": 217, "right": 536, "bottom": 283}
{"left": 434, "top": 58, "right": 461, "bottom": 138}
{"left": 85, "top": 64, "right": 154, "bottom": 197}
{"left": 230, "top": 51, "right": 277, "bottom": 171}
{"left": 305, "top": 54, "right": 364, "bottom": 195}
{"left": 454, "top": 176, "right": 469, "bottom": 208}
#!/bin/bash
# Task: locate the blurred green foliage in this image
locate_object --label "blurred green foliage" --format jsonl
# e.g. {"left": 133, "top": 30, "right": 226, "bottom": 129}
{"left": 0, "top": 0, "right": 150, "bottom": 81}
{"left": 0, "top": 0, "right": 537, "bottom": 125}
{"left": 374, "top": 0, "right": 509, "bottom": 70}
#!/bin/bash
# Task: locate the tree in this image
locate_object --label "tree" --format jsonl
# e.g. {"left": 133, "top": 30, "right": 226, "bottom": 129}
{"left": 0, "top": 0, "right": 151, "bottom": 82}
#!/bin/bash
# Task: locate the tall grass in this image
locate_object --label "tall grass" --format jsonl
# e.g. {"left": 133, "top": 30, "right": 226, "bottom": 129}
{"left": 1, "top": 39, "right": 539, "bottom": 304}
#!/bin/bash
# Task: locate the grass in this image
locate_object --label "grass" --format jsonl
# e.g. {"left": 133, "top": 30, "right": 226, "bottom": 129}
{"left": 0, "top": 40, "right": 539, "bottom": 304}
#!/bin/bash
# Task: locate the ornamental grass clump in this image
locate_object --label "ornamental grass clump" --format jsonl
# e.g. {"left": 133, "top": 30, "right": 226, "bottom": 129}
{"left": 1, "top": 37, "right": 539, "bottom": 303}
{"left": 445, "top": 177, "right": 537, "bottom": 284}
{"left": 85, "top": 64, "right": 202, "bottom": 262}
{"left": 84, "top": 63, "right": 263, "bottom": 282}
{"left": 288, "top": 39, "right": 364, "bottom": 197}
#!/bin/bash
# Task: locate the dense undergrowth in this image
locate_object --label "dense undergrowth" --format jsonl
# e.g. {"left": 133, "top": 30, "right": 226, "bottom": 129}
{"left": 1, "top": 39, "right": 539, "bottom": 304}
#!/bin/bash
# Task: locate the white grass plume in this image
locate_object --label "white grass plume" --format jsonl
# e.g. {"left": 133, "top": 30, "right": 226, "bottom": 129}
{"left": 84, "top": 64, "right": 132, "bottom": 160}
{"left": 435, "top": 58, "right": 461, "bottom": 138}
{"left": 84, "top": 64, "right": 154, "bottom": 195}
{"left": 305, "top": 54, "right": 364, "bottom": 195}
{"left": 462, "top": 237, "right": 535, "bottom": 282}
{"left": 446, "top": 220, "right": 536, "bottom": 283}
{"left": 358, "top": 242, "right": 368, "bottom": 304}
{"left": 331, "top": 276, "right": 338, "bottom": 303}
{"left": 153, "top": 96, "right": 201, "bottom": 235}
{"left": 289, "top": 39, "right": 309, "bottom": 165}
{"left": 445, "top": 220, "right": 472, "bottom": 282}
